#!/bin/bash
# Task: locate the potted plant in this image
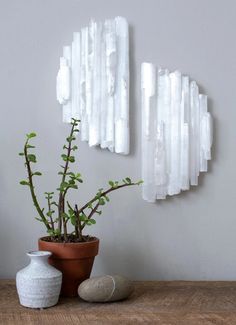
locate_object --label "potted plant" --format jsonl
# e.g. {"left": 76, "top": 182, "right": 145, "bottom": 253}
{"left": 19, "top": 118, "right": 142, "bottom": 297}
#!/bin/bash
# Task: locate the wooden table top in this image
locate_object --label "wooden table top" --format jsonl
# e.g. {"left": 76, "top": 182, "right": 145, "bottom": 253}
{"left": 1, "top": 280, "right": 236, "bottom": 324}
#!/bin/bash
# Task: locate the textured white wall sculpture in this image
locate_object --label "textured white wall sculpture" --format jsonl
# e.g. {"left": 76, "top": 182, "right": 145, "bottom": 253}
{"left": 141, "top": 63, "right": 213, "bottom": 202}
{"left": 56, "top": 17, "right": 129, "bottom": 155}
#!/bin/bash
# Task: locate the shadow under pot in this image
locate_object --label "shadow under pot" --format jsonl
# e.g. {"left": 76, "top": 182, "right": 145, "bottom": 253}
{"left": 38, "top": 237, "right": 99, "bottom": 297}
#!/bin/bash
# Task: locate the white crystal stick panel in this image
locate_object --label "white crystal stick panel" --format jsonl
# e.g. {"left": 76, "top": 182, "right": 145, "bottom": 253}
{"left": 56, "top": 17, "right": 129, "bottom": 155}
{"left": 141, "top": 63, "right": 213, "bottom": 202}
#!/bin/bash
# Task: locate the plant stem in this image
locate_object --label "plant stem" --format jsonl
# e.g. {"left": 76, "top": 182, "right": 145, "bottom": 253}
{"left": 47, "top": 196, "right": 54, "bottom": 231}
{"left": 75, "top": 205, "right": 83, "bottom": 241}
{"left": 76, "top": 182, "right": 137, "bottom": 231}
{"left": 78, "top": 183, "right": 136, "bottom": 216}
{"left": 24, "top": 141, "right": 51, "bottom": 231}
{"left": 81, "top": 201, "right": 100, "bottom": 230}
{"left": 58, "top": 121, "right": 76, "bottom": 241}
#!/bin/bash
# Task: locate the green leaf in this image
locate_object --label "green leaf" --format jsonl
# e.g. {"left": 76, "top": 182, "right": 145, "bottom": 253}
{"left": 53, "top": 229, "right": 61, "bottom": 236}
{"left": 61, "top": 212, "right": 69, "bottom": 219}
{"left": 20, "top": 180, "right": 30, "bottom": 186}
{"left": 87, "top": 219, "right": 96, "bottom": 225}
{"left": 66, "top": 136, "right": 76, "bottom": 143}
{"left": 72, "top": 145, "right": 78, "bottom": 151}
{"left": 79, "top": 214, "right": 87, "bottom": 221}
{"left": 35, "top": 217, "right": 44, "bottom": 223}
{"left": 99, "top": 198, "right": 105, "bottom": 205}
{"left": 109, "top": 180, "right": 114, "bottom": 187}
{"left": 26, "top": 132, "right": 36, "bottom": 139}
{"left": 26, "top": 144, "right": 35, "bottom": 149}
{"left": 44, "top": 192, "right": 54, "bottom": 198}
{"left": 68, "top": 156, "right": 75, "bottom": 163}
{"left": 68, "top": 210, "right": 76, "bottom": 226}
{"left": 27, "top": 154, "right": 37, "bottom": 163}
{"left": 60, "top": 182, "right": 68, "bottom": 189}
{"left": 104, "top": 195, "right": 110, "bottom": 202}
{"left": 18, "top": 152, "right": 24, "bottom": 156}
{"left": 69, "top": 184, "right": 78, "bottom": 190}
{"left": 113, "top": 181, "right": 119, "bottom": 188}
{"left": 85, "top": 218, "right": 96, "bottom": 225}
{"left": 33, "top": 172, "right": 42, "bottom": 176}
{"left": 125, "top": 177, "right": 131, "bottom": 184}
{"left": 137, "top": 180, "right": 144, "bottom": 185}
{"left": 70, "top": 216, "right": 76, "bottom": 226}
{"left": 47, "top": 229, "right": 55, "bottom": 236}
{"left": 61, "top": 154, "right": 67, "bottom": 159}
{"left": 71, "top": 118, "right": 80, "bottom": 123}
{"left": 77, "top": 179, "right": 83, "bottom": 183}
{"left": 69, "top": 179, "right": 75, "bottom": 185}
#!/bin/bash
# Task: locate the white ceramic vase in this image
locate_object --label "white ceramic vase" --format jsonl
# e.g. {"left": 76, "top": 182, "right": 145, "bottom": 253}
{"left": 16, "top": 251, "right": 62, "bottom": 308}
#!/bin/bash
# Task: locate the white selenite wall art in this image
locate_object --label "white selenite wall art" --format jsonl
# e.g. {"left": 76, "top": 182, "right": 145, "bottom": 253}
{"left": 56, "top": 17, "right": 129, "bottom": 155}
{"left": 141, "top": 63, "right": 213, "bottom": 202}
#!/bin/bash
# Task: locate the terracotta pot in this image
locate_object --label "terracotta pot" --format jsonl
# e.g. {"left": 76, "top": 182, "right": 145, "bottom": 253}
{"left": 38, "top": 237, "right": 99, "bottom": 297}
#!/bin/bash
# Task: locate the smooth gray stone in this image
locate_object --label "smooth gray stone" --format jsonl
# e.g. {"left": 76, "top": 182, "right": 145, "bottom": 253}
{"left": 78, "top": 275, "right": 134, "bottom": 302}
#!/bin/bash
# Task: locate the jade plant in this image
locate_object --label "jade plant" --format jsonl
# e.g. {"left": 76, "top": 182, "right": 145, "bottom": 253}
{"left": 19, "top": 118, "right": 142, "bottom": 242}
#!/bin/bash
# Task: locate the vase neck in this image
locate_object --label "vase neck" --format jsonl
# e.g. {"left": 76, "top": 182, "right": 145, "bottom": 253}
{"left": 27, "top": 251, "right": 51, "bottom": 265}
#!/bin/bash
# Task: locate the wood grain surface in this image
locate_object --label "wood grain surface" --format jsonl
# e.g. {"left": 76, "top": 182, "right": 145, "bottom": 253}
{"left": 1, "top": 280, "right": 236, "bottom": 324}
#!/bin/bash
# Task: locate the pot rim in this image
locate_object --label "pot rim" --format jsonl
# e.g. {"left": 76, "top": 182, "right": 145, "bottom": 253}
{"left": 38, "top": 236, "right": 99, "bottom": 246}
{"left": 38, "top": 236, "right": 99, "bottom": 259}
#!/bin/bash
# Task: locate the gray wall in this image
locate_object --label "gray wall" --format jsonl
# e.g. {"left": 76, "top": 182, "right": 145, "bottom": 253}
{"left": 0, "top": 0, "right": 235, "bottom": 280}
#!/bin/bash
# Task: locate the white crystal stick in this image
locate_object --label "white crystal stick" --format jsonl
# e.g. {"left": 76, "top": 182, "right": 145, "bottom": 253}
{"left": 201, "top": 105, "right": 213, "bottom": 161}
{"left": 199, "top": 94, "right": 213, "bottom": 170}
{"left": 114, "top": 16, "right": 129, "bottom": 155}
{"left": 205, "top": 113, "right": 213, "bottom": 160}
{"left": 100, "top": 23, "right": 108, "bottom": 149}
{"left": 71, "top": 32, "right": 81, "bottom": 120}
{"left": 89, "top": 21, "right": 102, "bottom": 147}
{"left": 141, "top": 63, "right": 156, "bottom": 202}
{"left": 199, "top": 94, "right": 208, "bottom": 171}
{"left": 155, "top": 68, "right": 170, "bottom": 199}
{"left": 62, "top": 46, "right": 72, "bottom": 123}
{"left": 180, "top": 76, "right": 190, "bottom": 190}
{"left": 80, "top": 27, "right": 89, "bottom": 141}
{"left": 56, "top": 57, "right": 70, "bottom": 105}
{"left": 190, "top": 81, "right": 200, "bottom": 186}
{"left": 168, "top": 71, "right": 182, "bottom": 195}
{"left": 105, "top": 19, "right": 116, "bottom": 152}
